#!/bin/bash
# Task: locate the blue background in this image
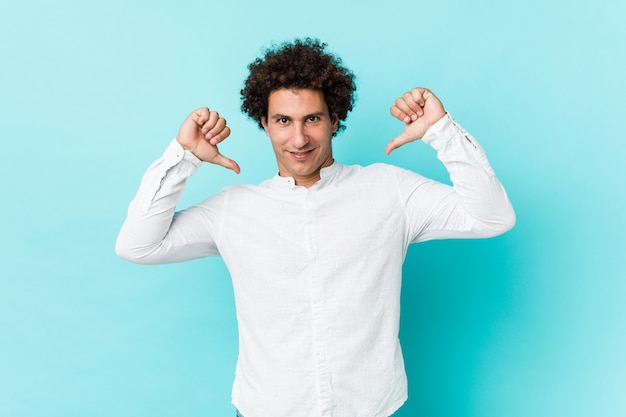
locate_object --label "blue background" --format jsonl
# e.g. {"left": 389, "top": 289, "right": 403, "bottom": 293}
{"left": 1, "top": 0, "right": 625, "bottom": 416}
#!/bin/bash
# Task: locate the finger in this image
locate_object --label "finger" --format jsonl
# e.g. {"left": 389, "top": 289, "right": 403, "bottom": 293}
{"left": 392, "top": 94, "right": 425, "bottom": 123}
{"left": 191, "top": 107, "right": 211, "bottom": 126}
{"left": 201, "top": 111, "right": 220, "bottom": 135}
{"left": 392, "top": 97, "right": 415, "bottom": 122}
{"left": 409, "top": 88, "right": 427, "bottom": 108}
{"left": 209, "top": 125, "right": 231, "bottom": 145}
{"left": 212, "top": 152, "right": 241, "bottom": 174}
{"left": 390, "top": 103, "right": 423, "bottom": 123}
{"left": 390, "top": 105, "right": 412, "bottom": 123}
{"left": 208, "top": 118, "right": 228, "bottom": 144}
{"left": 402, "top": 91, "right": 425, "bottom": 119}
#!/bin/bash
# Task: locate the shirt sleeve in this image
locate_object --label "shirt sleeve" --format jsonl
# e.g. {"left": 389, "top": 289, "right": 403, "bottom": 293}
{"left": 115, "top": 139, "right": 222, "bottom": 264}
{"left": 401, "top": 113, "right": 516, "bottom": 242}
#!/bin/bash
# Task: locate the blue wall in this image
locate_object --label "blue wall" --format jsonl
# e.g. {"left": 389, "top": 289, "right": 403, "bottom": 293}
{"left": 1, "top": 1, "right": 625, "bottom": 416}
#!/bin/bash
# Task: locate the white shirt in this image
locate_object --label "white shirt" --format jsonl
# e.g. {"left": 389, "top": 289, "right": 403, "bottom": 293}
{"left": 116, "top": 114, "right": 515, "bottom": 417}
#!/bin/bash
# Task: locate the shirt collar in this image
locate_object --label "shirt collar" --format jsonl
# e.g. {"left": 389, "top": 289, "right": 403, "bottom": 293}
{"left": 266, "top": 161, "right": 343, "bottom": 190}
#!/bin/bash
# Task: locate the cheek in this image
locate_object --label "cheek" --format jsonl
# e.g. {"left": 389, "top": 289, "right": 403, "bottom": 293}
{"left": 268, "top": 135, "right": 286, "bottom": 153}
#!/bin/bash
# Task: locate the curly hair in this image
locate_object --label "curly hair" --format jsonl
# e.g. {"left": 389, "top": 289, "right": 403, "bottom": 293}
{"left": 241, "top": 38, "right": 357, "bottom": 136}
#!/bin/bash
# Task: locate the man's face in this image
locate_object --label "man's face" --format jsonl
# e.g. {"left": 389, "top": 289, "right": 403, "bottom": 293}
{"left": 261, "top": 88, "right": 338, "bottom": 188}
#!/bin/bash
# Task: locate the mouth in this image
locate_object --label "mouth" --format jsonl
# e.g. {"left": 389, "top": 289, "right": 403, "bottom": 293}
{"left": 288, "top": 149, "right": 315, "bottom": 160}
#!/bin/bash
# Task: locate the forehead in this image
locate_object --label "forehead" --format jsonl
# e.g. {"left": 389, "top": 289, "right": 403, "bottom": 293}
{"left": 267, "top": 88, "right": 329, "bottom": 115}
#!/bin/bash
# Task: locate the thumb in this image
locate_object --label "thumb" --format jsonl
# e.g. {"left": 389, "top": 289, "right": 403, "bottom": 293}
{"left": 385, "top": 132, "right": 409, "bottom": 155}
{"left": 212, "top": 152, "right": 241, "bottom": 174}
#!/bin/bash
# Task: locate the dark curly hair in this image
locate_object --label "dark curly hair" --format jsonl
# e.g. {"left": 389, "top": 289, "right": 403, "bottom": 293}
{"left": 241, "top": 38, "right": 356, "bottom": 136}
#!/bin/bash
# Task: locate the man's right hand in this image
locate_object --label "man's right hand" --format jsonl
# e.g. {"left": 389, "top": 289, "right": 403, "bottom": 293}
{"left": 176, "top": 108, "right": 241, "bottom": 173}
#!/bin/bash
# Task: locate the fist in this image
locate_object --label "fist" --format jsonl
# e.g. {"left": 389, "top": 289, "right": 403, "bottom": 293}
{"left": 176, "top": 108, "right": 240, "bottom": 173}
{"left": 386, "top": 88, "right": 446, "bottom": 155}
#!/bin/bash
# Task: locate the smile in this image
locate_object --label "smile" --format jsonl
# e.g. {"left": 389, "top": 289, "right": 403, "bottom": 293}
{"left": 289, "top": 149, "right": 314, "bottom": 160}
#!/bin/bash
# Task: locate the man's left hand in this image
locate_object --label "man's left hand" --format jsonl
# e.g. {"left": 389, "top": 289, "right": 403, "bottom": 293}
{"left": 386, "top": 88, "right": 446, "bottom": 155}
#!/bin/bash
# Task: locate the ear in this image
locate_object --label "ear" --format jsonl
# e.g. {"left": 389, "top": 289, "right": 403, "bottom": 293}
{"left": 261, "top": 117, "right": 270, "bottom": 137}
{"left": 331, "top": 113, "right": 339, "bottom": 133}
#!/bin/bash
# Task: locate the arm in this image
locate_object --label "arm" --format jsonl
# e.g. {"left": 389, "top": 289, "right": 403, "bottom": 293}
{"left": 388, "top": 88, "right": 515, "bottom": 241}
{"left": 115, "top": 108, "right": 238, "bottom": 264}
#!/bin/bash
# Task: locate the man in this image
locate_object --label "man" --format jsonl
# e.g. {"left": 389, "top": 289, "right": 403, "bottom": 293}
{"left": 116, "top": 38, "right": 515, "bottom": 417}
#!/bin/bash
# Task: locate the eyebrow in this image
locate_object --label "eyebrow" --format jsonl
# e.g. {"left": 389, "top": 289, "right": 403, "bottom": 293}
{"left": 270, "top": 112, "right": 327, "bottom": 121}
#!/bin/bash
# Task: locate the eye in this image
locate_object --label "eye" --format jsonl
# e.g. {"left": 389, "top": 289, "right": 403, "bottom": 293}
{"left": 306, "top": 115, "right": 320, "bottom": 123}
{"left": 277, "top": 117, "right": 289, "bottom": 124}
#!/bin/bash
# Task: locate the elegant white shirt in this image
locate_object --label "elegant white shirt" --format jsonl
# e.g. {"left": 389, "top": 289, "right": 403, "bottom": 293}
{"left": 116, "top": 114, "right": 515, "bottom": 417}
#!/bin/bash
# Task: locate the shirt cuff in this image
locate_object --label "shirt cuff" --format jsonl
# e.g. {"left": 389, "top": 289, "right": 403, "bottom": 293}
{"left": 421, "top": 113, "right": 459, "bottom": 149}
{"left": 162, "top": 138, "right": 203, "bottom": 173}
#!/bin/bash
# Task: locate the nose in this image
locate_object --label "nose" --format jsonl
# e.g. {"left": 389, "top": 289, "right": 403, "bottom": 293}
{"left": 293, "top": 122, "right": 309, "bottom": 149}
